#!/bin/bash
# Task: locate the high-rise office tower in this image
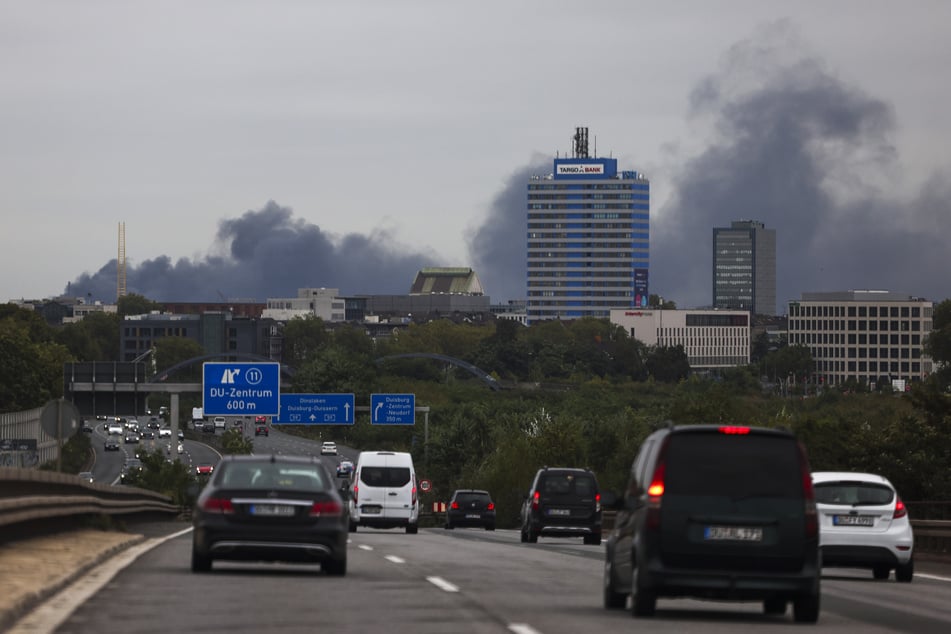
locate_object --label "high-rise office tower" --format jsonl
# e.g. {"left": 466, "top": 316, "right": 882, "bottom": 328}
{"left": 526, "top": 127, "right": 650, "bottom": 324}
{"left": 712, "top": 220, "right": 776, "bottom": 315}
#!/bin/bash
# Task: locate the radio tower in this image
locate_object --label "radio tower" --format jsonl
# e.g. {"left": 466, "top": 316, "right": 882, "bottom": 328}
{"left": 117, "top": 222, "right": 127, "bottom": 300}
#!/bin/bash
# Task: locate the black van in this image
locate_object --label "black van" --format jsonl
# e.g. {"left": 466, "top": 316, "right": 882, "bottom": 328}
{"left": 520, "top": 467, "right": 602, "bottom": 545}
{"left": 602, "top": 424, "right": 820, "bottom": 622}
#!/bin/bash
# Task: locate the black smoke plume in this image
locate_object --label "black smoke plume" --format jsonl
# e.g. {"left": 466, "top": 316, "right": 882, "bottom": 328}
{"left": 68, "top": 201, "right": 438, "bottom": 302}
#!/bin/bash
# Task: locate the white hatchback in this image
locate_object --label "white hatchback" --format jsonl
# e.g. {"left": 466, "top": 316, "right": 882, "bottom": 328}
{"left": 812, "top": 471, "right": 914, "bottom": 581}
{"left": 320, "top": 441, "right": 338, "bottom": 456}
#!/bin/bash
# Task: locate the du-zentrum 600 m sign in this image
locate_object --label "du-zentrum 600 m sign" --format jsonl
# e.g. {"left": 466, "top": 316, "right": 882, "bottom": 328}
{"left": 202, "top": 362, "right": 280, "bottom": 416}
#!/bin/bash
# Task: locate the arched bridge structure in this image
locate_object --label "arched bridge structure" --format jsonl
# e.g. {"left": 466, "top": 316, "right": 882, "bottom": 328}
{"left": 375, "top": 353, "right": 500, "bottom": 391}
{"left": 150, "top": 353, "right": 295, "bottom": 384}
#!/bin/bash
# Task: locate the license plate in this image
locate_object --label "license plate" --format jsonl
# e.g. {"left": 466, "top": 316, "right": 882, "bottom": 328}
{"left": 548, "top": 508, "right": 570, "bottom": 516}
{"left": 250, "top": 504, "right": 295, "bottom": 517}
{"left": 833, "top": 515, "right": 874, "bottom": 527}
{"left": 361, "top": 505, "right": 382, "bottom": 515}
{"left": 704, "top": 525, "right": 763, "bottom": 541}
{"left": 465, "top": 514, "right": 481, "bottom": 519}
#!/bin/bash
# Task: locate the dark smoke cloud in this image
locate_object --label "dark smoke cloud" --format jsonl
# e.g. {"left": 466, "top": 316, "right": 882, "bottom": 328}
{"left": 653, "top": 22, "right": 951, "bottom": 310}
{"left": 68, "top": 201, "right": 438, "bottom": 302}
{"left": 469, "top": 161, "right": 547, "bottom": 304}
{"left": 471, "top": 22, "right": 951, "bottom": 311}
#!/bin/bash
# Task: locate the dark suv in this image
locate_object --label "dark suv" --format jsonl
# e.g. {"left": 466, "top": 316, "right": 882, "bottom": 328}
{"left": 602, "top": 424, "right": 820, "bottom": 622}
{"left": 520, "top": 467, "right": 602, "bottom": 545}
{"left": 445, "top": 489, "right": 496, "bottom": 531}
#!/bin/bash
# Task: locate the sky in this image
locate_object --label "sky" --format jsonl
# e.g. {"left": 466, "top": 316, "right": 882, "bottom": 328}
{"left": 3, "top": 1, "right": 950, "bottom": 312}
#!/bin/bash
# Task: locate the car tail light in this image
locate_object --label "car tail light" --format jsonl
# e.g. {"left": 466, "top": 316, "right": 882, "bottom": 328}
{"left": 531, "top": 490, "right": 540, "bottom": 511}
{"left": 353, "top": 484, "right": 359, "bottom": 504}
{"left": 645, "top": 440, "right": 669, "bottom": 530}
{"left": 797, "top": 442, "right": 818, "bottom": 539}
{"left": 487, "top": 502, "right": 495, "bottom": 511}
{"left": 202, "top": 497, "right": 234, "bottom": 514}
{"left": 894, "top": 497, "right": 908, "bottom": 519}
{"left": 719, "top": 425, "right": 750, "bottom": 435}
{"left": 310, "top": 500, "right": 343, "bottom": 517}
{"left": 451, "top": 501, "right": 460, "bottom": 510}
{"left": 595, "top": 492, "right": 601, "bottom": 513}
{"left": 411, "top": 485, "right": 417, "bottom": 506}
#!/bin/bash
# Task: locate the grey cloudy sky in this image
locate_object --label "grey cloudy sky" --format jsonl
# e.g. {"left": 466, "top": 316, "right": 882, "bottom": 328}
{"left": 3, "top": 1, "right": 950, "bottom": 311}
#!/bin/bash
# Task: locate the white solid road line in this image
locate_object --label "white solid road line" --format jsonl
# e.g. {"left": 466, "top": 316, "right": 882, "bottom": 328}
{"left": 9, "top": 527, "right": 194, "bottom": 634}
{"left": 426, "top": 576, "right": 459, "bottom": 593}
{"left": 384, "top": 555, "right": 405, "bottom": 564}
{"left": 916, "top": 572, "right": 951, "bottom": 583}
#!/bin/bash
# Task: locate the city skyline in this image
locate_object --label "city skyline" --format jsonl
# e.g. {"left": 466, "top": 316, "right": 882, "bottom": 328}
{"left": 3, "top": 3, "right": 950, "bottom": 310}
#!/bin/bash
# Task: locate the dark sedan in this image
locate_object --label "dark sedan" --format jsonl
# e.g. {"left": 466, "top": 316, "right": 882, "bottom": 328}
{"left": 445, "top": 489, "right": 496, "bottom": 531}
{"left": 191, "top": 455, "right": 348, "bottom": 575}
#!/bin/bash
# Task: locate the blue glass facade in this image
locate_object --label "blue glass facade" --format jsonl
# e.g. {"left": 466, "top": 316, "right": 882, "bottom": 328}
{"left": 526, "top": 158, "right": 650, "bottom": 323}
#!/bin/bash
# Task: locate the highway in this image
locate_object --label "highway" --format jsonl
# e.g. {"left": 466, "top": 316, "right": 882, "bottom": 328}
{"left": 63, "top": 424, "right": 951, "bottom": 633}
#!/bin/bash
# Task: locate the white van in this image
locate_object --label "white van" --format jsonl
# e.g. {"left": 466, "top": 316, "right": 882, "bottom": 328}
{"left": 349, "top": 451, "right": 419, "bottom": 534}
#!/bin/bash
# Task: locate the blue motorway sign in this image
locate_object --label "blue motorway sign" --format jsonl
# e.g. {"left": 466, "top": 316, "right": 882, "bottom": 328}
{"left": 275, "top": 393, "right": 355, "bottom": 425}
{"left": 370, "top": 393, "right": 415, "bottom": 425}
{"left": 202, "top": 362, "right": 280, "bottom": 416}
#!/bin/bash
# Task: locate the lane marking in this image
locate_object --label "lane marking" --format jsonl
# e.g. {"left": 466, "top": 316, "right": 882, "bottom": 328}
{"left": 358, "top": 544, "right": 373, "bottom": 551}
{"left": 426, "top": 576, "right": 459, "bottom": 592}
{"left": 915, "top": 573, "right": 951, "bottom": 583}
{"left": 9, "top": 527, "right": 194, "bottom": 633}
{"left": 384, "top": 555, "right": 405, "bottom": 564}
{"left": 508, "top": 624, "right": 543, "bottom": 634}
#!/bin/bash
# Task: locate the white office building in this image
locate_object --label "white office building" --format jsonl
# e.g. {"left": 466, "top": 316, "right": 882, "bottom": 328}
{"left": 263, "top": 288, "right": 345, "bottom": 322}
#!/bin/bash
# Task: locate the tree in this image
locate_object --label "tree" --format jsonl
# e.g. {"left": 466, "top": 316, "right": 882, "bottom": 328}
{"left": 282, "top": 316, "right": 330, "bottom": 368}
{"left": 220, "top": 429, "right": 254, "bottom": 454}
{"left": 0, "top": 319, "right": 72, "bottom": 412}
{"left": 924, "top": 299, "right": 951, "bottom": 386}
{"left": 117, "top": 293, "right": 162, "bottom": 318}
{"left": 645, "top": 345, "right": 690, "bottom": 383}
{"left": 154, "top": 336, "right": 206, "bottom": 381}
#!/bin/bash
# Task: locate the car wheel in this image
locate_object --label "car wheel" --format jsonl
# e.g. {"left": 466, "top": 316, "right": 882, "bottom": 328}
{"left": 584, "top": 533, "right": 601, "bottom": 545}
{"left": 896, "top": 559, "right": 914, "bottom": 582}
{"left": 763, "top": 597, "right": 786, "bottom": 615}
{"left": 792, "top": 589, "right": 820, "bottom": 623}
{"left": 520, "top": 527, "right": 528, "bottom": 543}
{"left": 526, "top": 529, "right": 538, "bottom": 544}
{"left": 445, "top": 522, "right": 453, "bottom": 530}
{"left": 191, "top": 549, "right": 211, "bottom": 573}
{"left": 603, "top": 559, "right": 627, "bottom": 609}
{"left": 406, "top": 522, "right": 418, "bottom": 534}
{"left": 485, "top": 524, "right": 495, "bottom": 531}
{"left": 872, "top": 565, "right": 890, "bottom": 580}
{"left": 323, "top": 556, "right": 347, "bottom": 576}
{"left": 349, "top": 520, "right": 357, "bottom": 533}
{"left": 630, "top": 560, "right": 656, "bottom": 617}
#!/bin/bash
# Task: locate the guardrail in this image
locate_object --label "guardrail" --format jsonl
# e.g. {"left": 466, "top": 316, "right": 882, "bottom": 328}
{"left": 0, "top": 467, "right": 180, "bottom": 528}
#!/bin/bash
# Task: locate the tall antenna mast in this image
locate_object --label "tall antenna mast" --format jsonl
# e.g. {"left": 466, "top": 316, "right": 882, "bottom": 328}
{"left": 117, "top": 221, "right": 127, "bottom": 301}
{"left": 573, "top": 126, "right": 589, "bottom": 159}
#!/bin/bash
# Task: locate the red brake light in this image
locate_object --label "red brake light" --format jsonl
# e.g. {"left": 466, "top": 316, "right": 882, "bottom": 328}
{"left": 411, "top": 486, "right": 417, "bottom": 506}
{"left": 532, "top": 490, "right": 540, "bottom": 510}
{"left": 451, "top": 501, "right": 460, "bottom": 510}
{"left": 719, "top": 426, "right": 750, "bottom": 435}
{"left": 893, "top": 497, "right": 907, "bottom": 519}
{"left": 797, "top": 442, "right": 818, "bottom": 539}
{"left": 487, "top": 502, "right": 495, "bottom": 511}
{"left": 646, "top": 461, "right": 666, "bottom": 497}
{"left": 595, "top": 492, "right": 601, "bottom": 513}
{"left": 353, "top": 483, "right": 358, "bottom": 504}
{"left": 310, "top": 500, "right": 343, "bottom": 517}
{"left": 202, "top": 497, "right": 234, "bottom": 514}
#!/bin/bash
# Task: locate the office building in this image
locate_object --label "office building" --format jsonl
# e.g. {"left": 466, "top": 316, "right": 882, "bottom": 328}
{"left": 787, "top": 290, "right": 933, "bottom": 388}
{"left": 527, "top": 127, "right": 650, "bottom": 324}
{"left": 611, "top": 308, "right": 751, "bottom": 371}
{"left": 713, "top": 220, "right": 776, "bottom": 315}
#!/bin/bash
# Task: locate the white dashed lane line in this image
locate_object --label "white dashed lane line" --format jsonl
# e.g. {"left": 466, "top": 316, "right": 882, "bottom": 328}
{"left": 508, "top": 624, "right": 543, "bottom": 634}
{"left": 357, "top": 544, "right": 373, "bottom": 551}
{"left": 384, "top": 555, "right": 405, "bottom": 564}
{"left": 426, "top": 576, "right": 459, "bottom": 593}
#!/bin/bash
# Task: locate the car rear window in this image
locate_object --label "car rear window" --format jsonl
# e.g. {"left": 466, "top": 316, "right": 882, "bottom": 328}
{"left": 664, "top": 433, "right": 802, "bottom": 499}
{"left": 219, "top": 464, "right": 328, "bottom": 490}
{"left": 814, "top": 481, "right": 894, "bottom": 505}
{"left": 539, "top": 473, "right": 596, "bottom": 496}
{"left": 455, "top": 492, "right": 490, "bottom": 504}
{"left": 360, "top": 466, "right": 411, "bottom": 488}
